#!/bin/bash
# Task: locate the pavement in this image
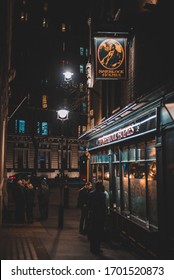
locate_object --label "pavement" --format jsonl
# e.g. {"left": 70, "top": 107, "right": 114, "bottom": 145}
{"left": 0, "top": 185, "right": 145, "bottom": 260}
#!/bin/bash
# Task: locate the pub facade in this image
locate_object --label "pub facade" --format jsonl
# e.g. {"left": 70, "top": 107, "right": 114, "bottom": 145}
{"left": 80, "top": 87, "right": 174, "bottom": 259}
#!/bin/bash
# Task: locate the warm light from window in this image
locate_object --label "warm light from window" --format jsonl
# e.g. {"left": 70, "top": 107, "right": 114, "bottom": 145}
{"left": 61, "top": 23, "right": 66, "bottom": 32}
{"left": 20, "top": 12, "right": 28, "bottom": 21}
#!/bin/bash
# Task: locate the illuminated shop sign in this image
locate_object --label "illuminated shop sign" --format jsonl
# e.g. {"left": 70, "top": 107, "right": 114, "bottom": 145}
{"left": 94, "top": 37, "right": 128, "bottom": 80}
{"left": 98, "top": 125, "right": 135, "bottom": 146}
{"left": 97, "top": 114, "right": 157, "bottom": 147}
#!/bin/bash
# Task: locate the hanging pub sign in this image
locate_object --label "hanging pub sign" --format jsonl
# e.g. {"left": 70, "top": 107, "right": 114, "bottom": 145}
{"left": 94, "top": 37, "right": 128, "bottom": 80}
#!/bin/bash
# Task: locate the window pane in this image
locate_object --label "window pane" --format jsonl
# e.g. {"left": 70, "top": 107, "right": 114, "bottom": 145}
{"left": 42, "top": 122, "right": 48, "bottom": 135}
{"left": 122, "top": 146, "right": 128, "bottom": 161}
{"left": 97, "top": 164, "right": 102, "bottom": 181}
{"left": 122, "top": 163, "right": 129, "bottom": 211}
{"left": 129, "top": 145, "right": 136, "bottom": 161}
{"left": 147, "top": 140, "right": 156, "bottom": 160}
{"left": 103, "top": 163, "right": 109, "bottom": 191}
{"left": 85, "top": 48, "right": 88, "bottom": 57}
{"left": 37, "top": 122, "right": 40, "bottom": 134}
{"left": 114, "top": 164, "right": 120, "bottom": 208}
{"left": 113, "top": 146, "right": 119, "bottom": 161}
{"left": 19, "top": 120, "right": 25, "bottom": 134}
{"left": 15, "top": 120, "right": 18, "bottom": 133}
{"left": 130, "top": 162, "right": 146, "bottom": 220}
{"left": 80, "top": 47, "right": 84, "bottom": 56}
{"left": 80, "top": 64, "right": 84, "bottom": 73}
{"left": 102, "top": 150, "right": 109, "bottom": 162}
{"left": 137, "top": 142, "right": 145, "bottom": 160}
{"left": 92, "top": 164, "right": 97, "bottom": 183}
{"left": 147, "top": 161, "right": 158, "bottom": 226}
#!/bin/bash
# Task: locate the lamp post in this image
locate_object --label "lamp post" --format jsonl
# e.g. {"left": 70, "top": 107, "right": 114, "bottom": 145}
{"left": 60, "top": 70, "right": 78, "bottom": 93}
{"left": 56, "top": 108, "right": 69, "bottom": 228}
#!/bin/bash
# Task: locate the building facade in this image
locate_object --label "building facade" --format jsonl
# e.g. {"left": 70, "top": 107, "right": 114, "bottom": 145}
{"left": 0, "top": 0, "right": 15, "bottom": 224}
{"left": 6, "top": 0, "right": 89, "bottom": 180}
{"left": 80, "top": 0, "right": 174, "bottom": 258}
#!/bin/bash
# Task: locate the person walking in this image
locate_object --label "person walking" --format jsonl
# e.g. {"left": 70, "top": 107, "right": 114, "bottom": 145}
{"left": 24, "top": 178, "right": 35, "bottom": 224}
{"left": 87, "top": 181, "right": 106, "bottom": 255}
{"left": 37, "top": 178, "right": 50, "bottom": 221}
{"left": 77, "top": 182, "right": 92, "bottom": 234}
{"left": 13, "top": 179, "right": 26, "bottom": 224}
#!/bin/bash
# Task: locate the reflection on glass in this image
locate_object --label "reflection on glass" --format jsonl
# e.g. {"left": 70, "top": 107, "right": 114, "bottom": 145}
{"left": 122, "top": 163, "right": 129, "bottom": 210}
{"left": 137, "top": 142, "right": 145, "bottom": 160}
{"left": 114, "top": 164, "right": 120, "bottom": 208}
{"left": 147, "top": 161, "right": 156, "bottom": 180}
{"left": 129, "top": 145, "right": 136, "bottom": 161}
{"left": 103, "top": 164, "right": 109, "bottom": 190}
{"left": 92, "top": 164, "right": 97, "bottom": 183}
{"left": 113, "top": 147, "right": 119, "bottom": 161}
{"left": 147, "top": 140, "right": 156, "bottom": 159}
{"left": 130, "top": 162, "right": 146, "bottom": 220}
{"left": 97, "top": 164, "right": 102, "bottom": 181}
{"left": 147, "top": 162, "right": 158, "bottom": 226}
{"left": 122, "top": 147, "right": 128, "bottom": 161}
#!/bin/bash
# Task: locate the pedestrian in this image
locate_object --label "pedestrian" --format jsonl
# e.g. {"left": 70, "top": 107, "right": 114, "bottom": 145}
{"left": 55, "top": 173, "right": 60, "bottom": 187}
{"left": 37, "top": 178, "right": 50, "bottom": 221}
{"left": 102, "top": 185, "right": 110, "bottom": 214}
{"left": 13, "top": 179, "right": 26, "bottom": 224}
{"left": 24, "top": 178, "right": 35, "bottom": 224}
{"left": 87, "top": 181, "right": 106, "bottom": 255}
{"left": 77, "top": 181, "right": 92, "bottom": 234}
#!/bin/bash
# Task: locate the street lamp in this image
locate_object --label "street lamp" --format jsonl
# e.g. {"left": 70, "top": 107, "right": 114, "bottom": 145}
{"left": 56, "top": 108, "right": 69, "bottom": 228}
{"left": 60, "top": 70, "right": 78, "bottom": 92}
{"left": 57, "top": 109, "right": 69, "bottom": 121}
{"left": 63, "top": 71, "right": 74, "bottom": 82}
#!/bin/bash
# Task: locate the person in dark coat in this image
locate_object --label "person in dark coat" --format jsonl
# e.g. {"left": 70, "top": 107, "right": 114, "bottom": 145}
{"left": 37, "top": 179, "right": 50, "bottom": 221}
{"left": 13, "top": 179, "right": 26, "bottom": 224}
{"left": 87, "top": 181, "right": 106, "bottom": 255}
{"left": 24, "top": 178, "right": 35, "bottom": 224}
{"left": 77, "top": 182, "right": 92, "bottom": 234}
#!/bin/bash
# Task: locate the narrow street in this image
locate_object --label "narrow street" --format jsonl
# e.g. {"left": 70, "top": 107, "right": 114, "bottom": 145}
{"left": 0, "top": 185, "right": 145, "bottom": 260}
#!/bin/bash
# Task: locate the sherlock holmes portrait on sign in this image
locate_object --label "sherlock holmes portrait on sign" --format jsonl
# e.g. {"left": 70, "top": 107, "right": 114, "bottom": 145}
{"left": 94, "top": 37, "right": 128, "bottom": 80}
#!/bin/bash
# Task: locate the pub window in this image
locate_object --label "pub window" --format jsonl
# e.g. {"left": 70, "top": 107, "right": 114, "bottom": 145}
{"left": 117, "top": 139, "right": 158, "bottom": 229}
{"left": 137, "top": 142, "right": 145, "bottom": 160}
{"left": 102, "top": 150, "right": 109, "bottom": 162}
{"left": 113, "top": 146, "right": 119, "bottom": 162}
{"left": 129, "top": 145, "right": 136, "bottom": 161}
{"left": 91, "top": 164, "right": 97, "bottom": 183}
{"left": 122, "top": 146, "right": 128, "bottom": 161}
{"left": 97, "top": 164, "right": 102, "bottom": 181}
{"left": 129, "top": 162, "right": 146, "bottom": 220}
{"left": 114, "top": 164, "right": 121, "bottom": 208}
{"left": 103, "top": 163, "right": 109, "bottom": 191}
{"left": 121, "top": 162, "right": 129, "bottom": 211}
{"left": 147, "top": 161, "right": 158, "bottom": 227}
{"left": 147, "top": 140, "right": 156, "bottom": 159}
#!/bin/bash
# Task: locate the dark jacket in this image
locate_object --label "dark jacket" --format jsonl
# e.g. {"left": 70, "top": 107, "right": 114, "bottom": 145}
{"left": 77, "top": 186, "right": 90, "bottom": 208}
{"left": 88, "top": 189, "right": 106, "bottom": 225}
{"left": 37, "top": 180, "right": 50, "bottom": 205}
